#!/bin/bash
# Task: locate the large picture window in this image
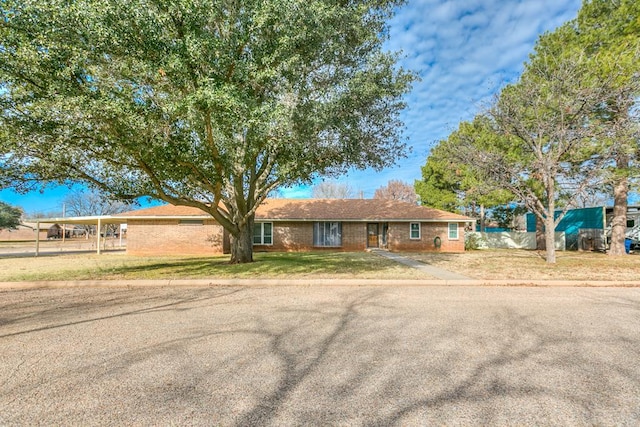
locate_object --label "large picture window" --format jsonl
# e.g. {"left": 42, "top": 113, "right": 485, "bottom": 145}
{"left": 253, "top": 222, "right": 273, "bottom": 245}
{"left": 313, "top": 222, "right": 342, "bottom": 247}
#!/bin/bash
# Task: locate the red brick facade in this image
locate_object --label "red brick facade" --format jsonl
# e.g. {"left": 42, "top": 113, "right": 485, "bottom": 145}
{"left": 121, "top": 199, "right": 470, "bottom": 256}
{"left": 387, "top": 222, "right": 465, "bottom": 252}
{"left": 0, "top": 226, "right": 47, "bottom": 241}
{"left": 127, "top": 219, "right": 465, "bottom": 255}
{"left": 127, "top": 219, "right": 225, "bottom": 256}
{"left": 256, "top": 221, "right": 368, "bottom": 252}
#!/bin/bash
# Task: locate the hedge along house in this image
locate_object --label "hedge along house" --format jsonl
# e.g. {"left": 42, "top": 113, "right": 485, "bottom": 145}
{"left": 120, "top": 199, "right": 472, "bottom": 256}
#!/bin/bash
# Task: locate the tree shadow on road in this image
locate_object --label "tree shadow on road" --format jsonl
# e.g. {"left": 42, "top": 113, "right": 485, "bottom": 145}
{"left": 2, "top": 287, "right": 640, "bottom": 425}
{"left": 0, "top": 286, "right": 246, "bottom": 338}
{"left": 229, "top": 295, "right": 640, "bottom": 425}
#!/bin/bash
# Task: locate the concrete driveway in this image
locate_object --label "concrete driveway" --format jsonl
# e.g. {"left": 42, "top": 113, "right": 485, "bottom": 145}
{"left": 1, "top": 285, "right": 639, "bottom": 426}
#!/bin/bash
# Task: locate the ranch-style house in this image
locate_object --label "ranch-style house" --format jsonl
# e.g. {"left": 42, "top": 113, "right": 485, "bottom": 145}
{"left": 119, "top": 198, "right": 471, "bottom": 256}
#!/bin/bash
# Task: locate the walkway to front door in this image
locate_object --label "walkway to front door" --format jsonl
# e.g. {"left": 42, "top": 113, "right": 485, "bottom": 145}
{"left": 370, "top": 249, "right": 473, "bottom": 280}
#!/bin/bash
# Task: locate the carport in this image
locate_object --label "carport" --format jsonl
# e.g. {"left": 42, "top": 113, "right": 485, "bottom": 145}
{"left": 29, "top": 215, "right": 129, "bottom": 256}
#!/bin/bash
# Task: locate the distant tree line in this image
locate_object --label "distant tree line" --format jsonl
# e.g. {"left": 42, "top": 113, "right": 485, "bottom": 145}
{"left": 311, "top": 179, "right": 417, "bottom": 204}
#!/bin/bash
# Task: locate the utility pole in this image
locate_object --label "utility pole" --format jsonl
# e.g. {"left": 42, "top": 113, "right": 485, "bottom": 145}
{"left": 62, "top": 203, "right": 66, "bottom": 243}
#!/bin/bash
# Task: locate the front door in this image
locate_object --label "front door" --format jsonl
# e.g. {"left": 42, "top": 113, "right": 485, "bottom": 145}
{"left": 367, "top": 223, "right": 379, "bottom": 248}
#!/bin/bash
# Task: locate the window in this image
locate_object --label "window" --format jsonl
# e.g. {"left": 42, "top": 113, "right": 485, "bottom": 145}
{"left": 179, "top": 219, "right": 204, "bottom": 226}
{"left": 253, "top": 222, "right": 273, "bottom": 245}
{"left": 448, "top": 223, "right": 459, "bottom": 240}
{"left": 410, "top": 222, "right": 421, "bottom": 239}
{"left": 313, "top": 222, "right": 342, "bottom": 247}
{"left": 627, "top": 219, "right": 635, "bottom": 228}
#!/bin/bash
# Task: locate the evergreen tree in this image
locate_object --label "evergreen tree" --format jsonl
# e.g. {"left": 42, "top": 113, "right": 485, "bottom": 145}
{"left": 0, "top": 202, "right": 22, "bottom": 231}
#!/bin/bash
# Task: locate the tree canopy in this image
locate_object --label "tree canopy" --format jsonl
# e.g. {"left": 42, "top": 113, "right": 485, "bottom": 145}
{"left": 0, "top": 0, "right": 415, "bottom": 262}
{"left": 464, "top": 51, "right": 633, "bottom": 263}
{"left": 0, "top": 201, "right": 22, "bottom": 231}
{"left": 578, "top": 0, "right": 640, "bottom": 255}
{"left": 415, "top": 120, "right": 514, "bottom": 216}
{"left": 527, "top": 0, "right": 640, "bottom": 255}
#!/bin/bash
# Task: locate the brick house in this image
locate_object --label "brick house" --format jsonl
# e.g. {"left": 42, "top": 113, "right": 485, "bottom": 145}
{"left": 0, "top": 222, "right": 49, "bottom": 241}
{"left": 121, "top": 199, "right": 471, "bottom": 256}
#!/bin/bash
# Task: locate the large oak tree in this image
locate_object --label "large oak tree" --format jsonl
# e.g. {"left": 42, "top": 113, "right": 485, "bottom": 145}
{"left": 0, "top": 0, "right": 414, "bottom": 262}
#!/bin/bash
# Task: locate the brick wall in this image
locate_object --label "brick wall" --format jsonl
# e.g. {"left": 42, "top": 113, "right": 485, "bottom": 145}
{"left": 254, "top": 222, "right": 367, "bottom": 252}
{"left": 127, "top": 219, "right": 225, "bottom": 256}
{"left": 0, "top": 227, "right": 47, "bottom": 241}
{"left": 127, "top": 219, "right": 465, "bottom": 255}
{"left": 388, "top": 222, "right": 465, "bottom": 252}
{"left": 250, "top": 221, "right": 464, "bottom": 252}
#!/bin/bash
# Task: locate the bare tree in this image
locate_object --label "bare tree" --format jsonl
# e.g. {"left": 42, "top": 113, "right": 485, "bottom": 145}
{"left": 63, "top": 189, "right": 137, "bottom": 236}
{"left": 312, "top": 181, "right": 355, "bottom": 199}
{"left": 63, "top": 189, "right": 137, "bottom": 217}
{"left": 562, "top": 186, "right": 611, "bottom": 209}
{"left": 373, "top": 180, "right": 417, "bottom": 204}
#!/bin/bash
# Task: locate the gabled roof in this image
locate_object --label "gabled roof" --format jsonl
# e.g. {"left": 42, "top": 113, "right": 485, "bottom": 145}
{"left": 120, "top": 199, "right": 471, "bottom": 222}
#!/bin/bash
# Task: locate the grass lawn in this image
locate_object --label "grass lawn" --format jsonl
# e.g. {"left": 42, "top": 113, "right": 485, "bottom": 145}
{"left": 0, "top": 244, "right": 638, "bottom": 282}
{"left": 0, "top": 251, "right": 432, "bottom": 282}
{"left": 405, "top": 249, "right": 640, "bottom": 281}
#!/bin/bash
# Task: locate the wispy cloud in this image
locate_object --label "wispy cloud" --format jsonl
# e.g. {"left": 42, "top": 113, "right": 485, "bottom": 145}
{"left": 326, "top": 0, "right": 582, "bottom": 198}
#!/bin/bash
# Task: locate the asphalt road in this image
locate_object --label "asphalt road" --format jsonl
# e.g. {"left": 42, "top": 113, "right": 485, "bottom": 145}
{"left": 1, "top": 285, "right": 639, "bottom": 426}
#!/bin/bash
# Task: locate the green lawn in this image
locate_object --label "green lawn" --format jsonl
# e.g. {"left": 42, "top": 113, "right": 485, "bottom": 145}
{"left": 0, "top": 251, "right": 432, "bottom": 281}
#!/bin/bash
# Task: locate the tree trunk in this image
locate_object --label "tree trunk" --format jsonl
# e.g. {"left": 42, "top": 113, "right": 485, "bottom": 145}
{"left": 609, "top": 155, "right": 629, "bottom": 256}
{"left": 536, "top": 216, "right": 545, "bottom": 250}
{"left": 229, "top": 218, "right": 254, "bottom": 264}
{"left": 544, "top": 214, "right": 556, "bottom": 264}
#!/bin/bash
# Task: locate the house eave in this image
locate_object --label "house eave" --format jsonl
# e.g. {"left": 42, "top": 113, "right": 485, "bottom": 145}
{"left": 25, "top": 215, "right": 472, "bottom": 225}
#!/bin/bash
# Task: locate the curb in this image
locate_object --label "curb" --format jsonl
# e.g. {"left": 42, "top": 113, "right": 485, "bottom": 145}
{"left": 2, "top": 278, "right": 640, "bottom": 289}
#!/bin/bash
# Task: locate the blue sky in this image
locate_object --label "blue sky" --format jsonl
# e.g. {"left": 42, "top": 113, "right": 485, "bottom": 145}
{"left": 280, "top": 0, "right": 582, "bottom": 198}
{"left": 1, "top": 0, "right": 582, "bottom": 215}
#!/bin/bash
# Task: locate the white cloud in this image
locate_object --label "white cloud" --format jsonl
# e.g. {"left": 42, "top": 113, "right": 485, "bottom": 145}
{"left": 320, "top": 0, "right": 583, "bottom": 199}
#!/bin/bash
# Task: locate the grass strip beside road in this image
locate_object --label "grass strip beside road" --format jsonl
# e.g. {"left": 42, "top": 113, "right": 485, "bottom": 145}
{"left": 1, "top": 248, "right": 638, "bottom": 283}
{"left": 0, "top": 251, "right": 432, "bottom": 282}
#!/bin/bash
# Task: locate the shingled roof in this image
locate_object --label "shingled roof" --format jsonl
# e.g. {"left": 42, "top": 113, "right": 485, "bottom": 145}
{"left": 120, "top": 199, "right": 471, "bottom": 222}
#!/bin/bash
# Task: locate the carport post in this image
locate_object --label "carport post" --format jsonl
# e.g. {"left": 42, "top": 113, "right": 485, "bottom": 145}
{"left": 97, "top": 218, "right": 101, "bottom": 255}
{"left": 35, "top": 220, "right": 40, "bottom": 257}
